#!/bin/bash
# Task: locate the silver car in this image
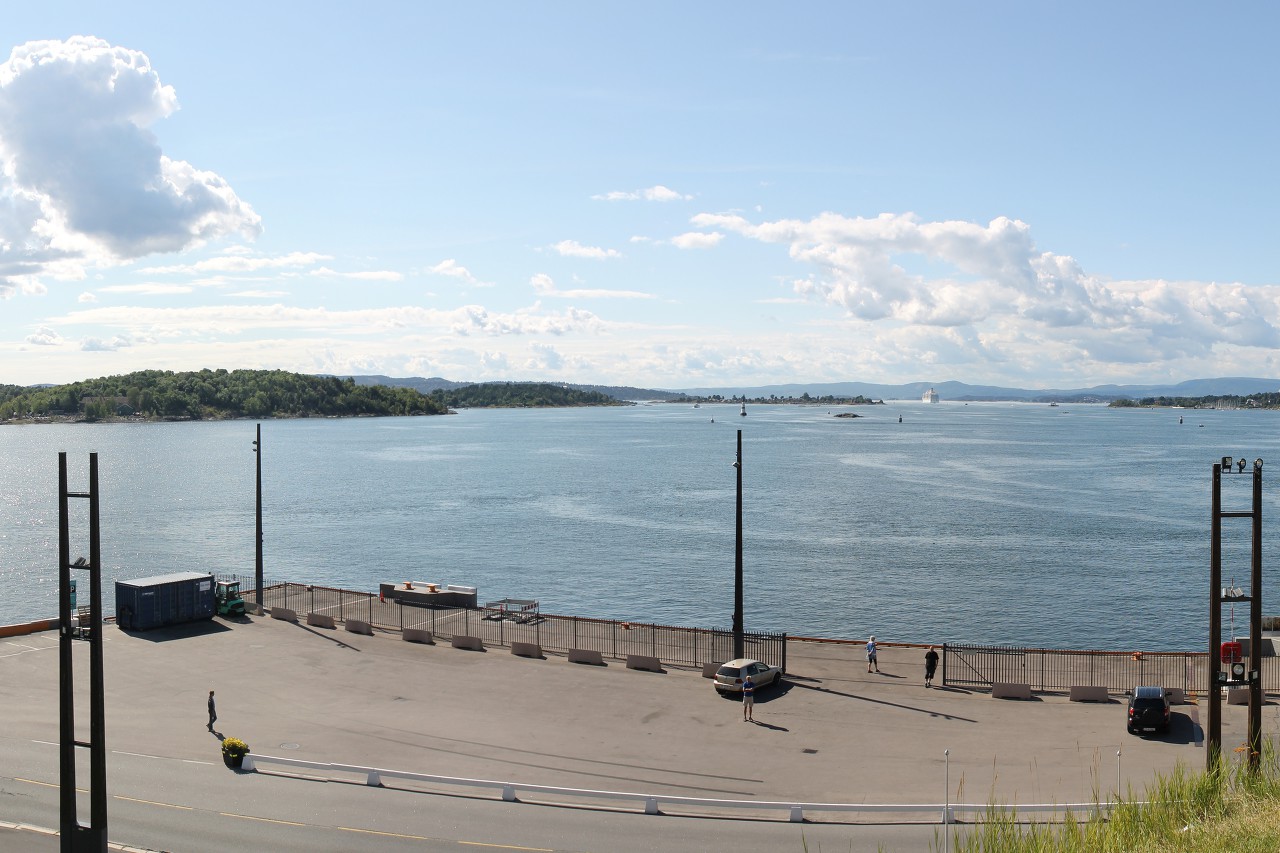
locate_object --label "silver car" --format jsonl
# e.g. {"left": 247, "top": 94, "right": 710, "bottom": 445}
{"left": 714, "top": 658, "right": 782, "bottom": 694}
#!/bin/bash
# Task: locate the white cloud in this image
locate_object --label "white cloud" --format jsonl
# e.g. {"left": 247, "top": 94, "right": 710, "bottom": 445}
{"left": 529, "top": 272, "right": 654, "bottom": 300}
{"left": 0, "top": 36, "right": 261, "bottom": 292}
{"left": 525, "top": 341, "right": 565, "bottom": 371}
{"left": 229, "top": 289, "right": 290, "bottom": 298}
{"left": 80, "top": 335, "right": 134, "bottom": 352}
{"left": 77, "top": 291, "right": 97, "bottom": 303}
{"left": 550, "top": 240, "right": 622, "bottom": 260}
{"left": 47, "top": 302, "right": 607, "bottom": 339}
{"left": 310, "top": 267, "right": 403, "bottom": 281}
{"left": 427, "top": 258, "right": 490, "bottom": 286}
{"left": 99, "top": 283, "right": 194, "bottom": 295}
{"left": 138, "top": 251, "right": 328, "bottom": 275}
{"left": 693, "top": 209, "right": 1280, "bottom": 374}
{"left": 670, "top": 231, "right": 723, "bottom": 250}
{"left": 25, "top": 326, "right": 61, "bottom": 346}
{"left": 592, "top": 185, "right": 692, "bottom": 202}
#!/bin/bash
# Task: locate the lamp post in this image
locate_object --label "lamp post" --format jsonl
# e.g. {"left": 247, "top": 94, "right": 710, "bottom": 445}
{"left": 1208, "top": 455, "right": 1263, "bottom": 771}
{"left": 253, "top": 424, "right": 263, "bottom": 611}
{"left": 733, "top": 429, "right": 744, "bottom": 660}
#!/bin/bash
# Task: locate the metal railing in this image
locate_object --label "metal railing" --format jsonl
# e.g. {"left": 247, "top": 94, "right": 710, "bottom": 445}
{"left": 223, "top": 577, "right": 786, "bottom": 671}
{"left": 941, "top": 643, "right": 1280, "bottom": 696}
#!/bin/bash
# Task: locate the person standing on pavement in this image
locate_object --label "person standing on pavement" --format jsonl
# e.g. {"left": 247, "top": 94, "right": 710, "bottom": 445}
{"left": 925, "top": 646, "right": 940, "bottom": 687}
{"left": 866, "top": 636, "right": 879, "bottom": 673}
{"left": 742, "top": 675, "right": 755, "bottom": 721}
{"left": 207, "top": 690, "right": 217, "bottom": 730}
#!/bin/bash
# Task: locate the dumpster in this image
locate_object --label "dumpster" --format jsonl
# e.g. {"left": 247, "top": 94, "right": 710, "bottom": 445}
{"left": 115, "top": 572, "right": 216, "bottom": 630}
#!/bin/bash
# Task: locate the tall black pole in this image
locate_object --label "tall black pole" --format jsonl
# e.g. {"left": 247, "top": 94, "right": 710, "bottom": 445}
{"left": 58, "top": 454, "right": 76, "bottom": 848}
{"left": 254, "top": 423, "right": 263, "bottom": 610}
{"left": 87, "top": 454, "right": 107, "bottom": 842}
{"left": 733, "top": 429, "right": 744, "bottom": 659}
{"left": 1248, "top": 460, "right": 1263, "bottom": 771}
{"left": 59, "top": 452, "right": 107, "bottom": 852}
{"left": 1208, "top": 462, "right": 1222, "bottom": 768}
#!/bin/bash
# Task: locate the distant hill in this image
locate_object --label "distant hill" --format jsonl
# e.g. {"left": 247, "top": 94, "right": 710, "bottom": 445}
{"left": 340, "top": 375, "right": 683, "bottom": 401}
{"left": 429, "top": 382, "right": 633, "bottom": 408}
{"left": 2, "top": 369, "right": 449, "bottom": 421}
{"left": 672, "top": 377, "right": 1280, "bottom": 402}
{"left": 337, "top": 374, "right": 1280, "bottom": 403}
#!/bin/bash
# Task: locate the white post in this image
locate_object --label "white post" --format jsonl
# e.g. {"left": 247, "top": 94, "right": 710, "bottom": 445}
{"left": 1116, "top": 747, "right": 1121, "bottom": 802}
{"left": 944, "top": 747, "right": 951, "bottom": 853}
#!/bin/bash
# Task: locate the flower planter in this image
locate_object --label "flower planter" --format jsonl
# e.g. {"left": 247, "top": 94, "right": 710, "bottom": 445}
{"left": 223, "top": 751, "right": 244, "bottom": 769}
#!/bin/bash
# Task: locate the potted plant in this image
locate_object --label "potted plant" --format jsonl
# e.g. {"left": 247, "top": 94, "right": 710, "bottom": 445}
{"left": 221, "top": 736, "right": 249, "bottom": 769}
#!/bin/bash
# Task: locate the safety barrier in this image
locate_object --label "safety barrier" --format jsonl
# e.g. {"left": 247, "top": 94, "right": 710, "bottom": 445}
{"left": 240, "top": 752, "right": 1121, "bottom": 824}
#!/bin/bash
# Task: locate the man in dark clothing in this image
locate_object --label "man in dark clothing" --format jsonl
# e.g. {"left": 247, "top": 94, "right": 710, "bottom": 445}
{"left": 924, "top": 647, "right": 940, "bottom": 688}
{"left": 208, "top": 690, "right": 217, "bottom": 730}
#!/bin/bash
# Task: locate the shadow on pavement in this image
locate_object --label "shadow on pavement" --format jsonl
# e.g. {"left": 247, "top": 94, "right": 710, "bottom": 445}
{"left": 787, "top": 680, "right": 980, "bottom": 723}
{"left": 116, "top": 619, "right": 232, "bottom": 642}
{"left": 291, "top": 621, "right": 361, "bottom": 650}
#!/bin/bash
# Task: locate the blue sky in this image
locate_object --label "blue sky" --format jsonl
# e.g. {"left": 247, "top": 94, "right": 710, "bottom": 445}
{"left": 2, "top": 2, "right": 1278, "bottom": 389}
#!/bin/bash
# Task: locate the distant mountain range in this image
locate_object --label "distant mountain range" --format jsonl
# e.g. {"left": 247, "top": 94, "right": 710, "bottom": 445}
{"left": 338, "top": 375, "right": 1280, "bottom": 403}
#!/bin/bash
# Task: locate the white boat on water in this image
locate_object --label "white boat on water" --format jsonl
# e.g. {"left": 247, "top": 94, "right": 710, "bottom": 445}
{"left": 922, "top": 387, "right": 939, "bottom": 403}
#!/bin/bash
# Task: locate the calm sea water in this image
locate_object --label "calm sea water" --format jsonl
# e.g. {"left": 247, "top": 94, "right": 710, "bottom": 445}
{"left": 1, "top": 402, "right": 1276, "bottom": 650}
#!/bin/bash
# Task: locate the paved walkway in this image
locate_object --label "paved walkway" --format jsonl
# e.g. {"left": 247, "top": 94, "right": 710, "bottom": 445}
{"left": 1, "top": 615, "right": 1273, "bottom": 849}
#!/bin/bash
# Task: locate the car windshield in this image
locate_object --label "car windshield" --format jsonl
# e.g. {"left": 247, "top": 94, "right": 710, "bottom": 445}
{"left": 1133, "top": 698, "right": 1164, "bottom": 710}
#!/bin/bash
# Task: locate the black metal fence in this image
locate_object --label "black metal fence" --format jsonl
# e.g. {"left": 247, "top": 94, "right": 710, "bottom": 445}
{"left": 225, "top": 577, "right": 786, "bottom": 671}
{"left": 943, "top": 643, "right": 1280, "bottom": 696}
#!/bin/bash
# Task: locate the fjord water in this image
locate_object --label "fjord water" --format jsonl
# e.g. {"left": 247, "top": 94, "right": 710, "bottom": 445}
{"left": 1, "top": 402, "right": 1275, "bottom": 650}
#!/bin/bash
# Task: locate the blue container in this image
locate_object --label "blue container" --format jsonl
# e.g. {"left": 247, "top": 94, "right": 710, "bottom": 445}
{"left": 115, "top": 572, "right": 216, "bottom": 631}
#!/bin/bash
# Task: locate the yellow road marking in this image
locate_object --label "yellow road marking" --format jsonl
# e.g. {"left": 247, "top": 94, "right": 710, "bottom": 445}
{"left": 115, "top": 795, "right": 192, "bottom": 810}
{"left": 219, "top": 812, "right": 306, "bottom": 826}
{"left": 459, "top": 842, "right": 555, "bottom": 851}
{"left": 15, "top": 777, "right": 64, "bottom": 790}
{"left": 338, "top": 826, "right": 430, "bottom": 840}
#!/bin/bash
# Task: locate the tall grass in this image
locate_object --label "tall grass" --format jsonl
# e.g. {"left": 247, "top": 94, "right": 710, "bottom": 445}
{"left": 950, "top": 743, "right": 1280, "bottom": 852}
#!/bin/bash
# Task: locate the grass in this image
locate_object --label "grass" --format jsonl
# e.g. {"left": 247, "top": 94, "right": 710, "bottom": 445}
{"left": 949, "top": 744, "right": 1280, "bottom": 852}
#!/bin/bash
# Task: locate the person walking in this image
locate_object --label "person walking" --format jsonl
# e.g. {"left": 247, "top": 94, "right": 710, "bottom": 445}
{"left": 866, "top": 636, "right": 879, "bottom": 673}
{"left": 742, "top": 675, "right": 755, "bottom": 722}
{"left": 925, "top": 646, "right": 940, "bottom": 688}
{"left": 207, "top": 690, "right": 217, "bottom": 730}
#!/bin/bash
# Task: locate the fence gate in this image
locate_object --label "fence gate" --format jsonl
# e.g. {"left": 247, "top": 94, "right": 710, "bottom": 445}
{"left": 944, "top": 644, "right": 1028, "bottom": 690}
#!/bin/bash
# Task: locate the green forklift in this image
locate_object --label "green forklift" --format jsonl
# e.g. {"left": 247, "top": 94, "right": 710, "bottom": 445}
{"left": 215, "top": 580, "right": 247, "bottom": 618}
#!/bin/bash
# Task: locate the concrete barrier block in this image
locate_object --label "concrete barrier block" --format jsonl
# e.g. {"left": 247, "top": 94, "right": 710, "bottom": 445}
{"left": 511, "top": 641, "right": 543, "bottom": 658}
{"left": 626, "top": 654, "right": 664, "bottom": 673}
{"left": 1228, "top": 688, "right": 1250, "bottom": 705}
{"left": 702, "top": 661, "right": 724, "bottom": 678}
{"left": 1165, "top": 687, "right": 1186, "bottom": 705}
{"left": 992, "top": 682, "right": 1033, "bottom": 700}
{"left": 403, "top": 628, "right": 434, "bottom": 644}
{"left": 306, "top": 612, "right": 336, "bottom": 629}
{"left": 345, "top": 619, "right": 373, "bottom": 636}
{"left": 1068, "top": 685, "right": 1110, "bottom": 703}
{"left": 568, "top": 648, "right": 605, "bottom": 666}
{"left": 269, "top": 607, "right": 298, "bottom": 623}
{"left": 451, "top": 635, "right": 484, "bottom": 651}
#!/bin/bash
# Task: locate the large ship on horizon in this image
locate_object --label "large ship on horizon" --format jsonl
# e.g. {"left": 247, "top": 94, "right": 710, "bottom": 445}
{"left": 922, "top": 387, "right": 939, "bottom": 403}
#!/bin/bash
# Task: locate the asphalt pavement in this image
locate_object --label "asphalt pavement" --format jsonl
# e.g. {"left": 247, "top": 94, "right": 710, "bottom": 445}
{"left": 0, "top": 614, "right": 1271, "bottom": 851}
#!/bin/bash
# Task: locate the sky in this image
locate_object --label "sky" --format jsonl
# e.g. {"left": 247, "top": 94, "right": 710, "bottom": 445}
{"left": 1, "top": 2, "right": 1278, "bottom": 390}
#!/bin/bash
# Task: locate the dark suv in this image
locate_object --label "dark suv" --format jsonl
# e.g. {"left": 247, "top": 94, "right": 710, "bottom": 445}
{"left": 1127, "top": 686, "right": 1171, "bottom": 735}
